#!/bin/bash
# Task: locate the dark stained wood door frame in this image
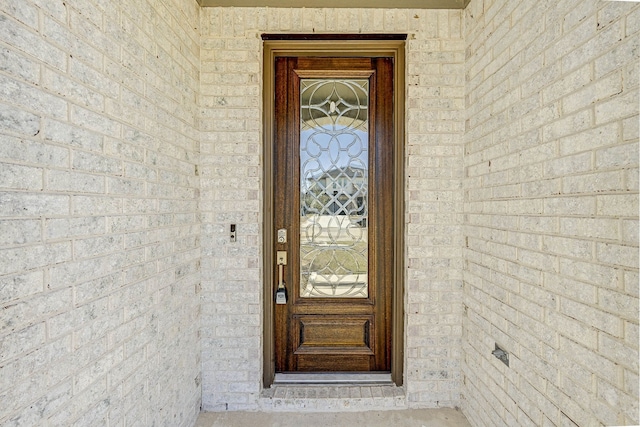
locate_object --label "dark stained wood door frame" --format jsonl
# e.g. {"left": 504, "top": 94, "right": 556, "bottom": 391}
{"left": 262, "top": 36, "right": 406, "bottom": 387}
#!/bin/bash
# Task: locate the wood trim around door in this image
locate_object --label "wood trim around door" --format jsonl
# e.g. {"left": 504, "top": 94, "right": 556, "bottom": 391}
{"left": 262, "top": 37, "right": 406, "bottom": 388}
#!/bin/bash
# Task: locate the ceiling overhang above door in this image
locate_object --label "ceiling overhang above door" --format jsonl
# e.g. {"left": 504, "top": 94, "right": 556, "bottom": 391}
{"left": 197, "top": 0, "right": 469, "bottom": 8}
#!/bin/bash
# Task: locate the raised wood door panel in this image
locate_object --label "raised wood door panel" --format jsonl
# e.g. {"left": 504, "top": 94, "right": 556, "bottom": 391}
{"left": 273, "top": 56, "right": 394, "bottom": 373}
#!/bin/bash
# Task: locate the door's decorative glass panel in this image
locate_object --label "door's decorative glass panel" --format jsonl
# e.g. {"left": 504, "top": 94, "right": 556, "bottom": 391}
{"left": 299, "top": 79, "right": 369, "bottom": 298}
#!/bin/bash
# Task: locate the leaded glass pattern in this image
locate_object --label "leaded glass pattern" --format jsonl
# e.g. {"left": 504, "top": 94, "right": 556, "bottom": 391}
{"left": 299, "top": 79, "right": 369, "bottom": 298}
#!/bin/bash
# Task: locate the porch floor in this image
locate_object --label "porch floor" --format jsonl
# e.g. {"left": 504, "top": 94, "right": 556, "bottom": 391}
{"left": 195, "top": 407, "right": 471, "bottom": 427}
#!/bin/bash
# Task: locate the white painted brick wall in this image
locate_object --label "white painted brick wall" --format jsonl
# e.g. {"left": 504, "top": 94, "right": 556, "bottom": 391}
{"left": 0, "top": 0, "right": 202, "bottom": 426}
{"left": 463, "top": 1, "right": 639, "bottom": 426}
{"left": 199, "top": 7, "right": 466, "bottom": 411}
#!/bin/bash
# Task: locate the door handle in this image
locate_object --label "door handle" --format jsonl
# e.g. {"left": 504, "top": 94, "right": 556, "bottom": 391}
{"left": 276, "top": 251, "right": 287, "bottom": 304}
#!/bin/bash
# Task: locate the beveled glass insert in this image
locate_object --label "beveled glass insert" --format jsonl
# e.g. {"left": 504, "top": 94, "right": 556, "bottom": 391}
{"left": 299, "top": 79, "right": 369, "bottom": 298}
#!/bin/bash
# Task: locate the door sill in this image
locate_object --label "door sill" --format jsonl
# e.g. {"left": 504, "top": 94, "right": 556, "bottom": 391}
{"left": 273, "top": 372, "right": 393, "bottom": 385}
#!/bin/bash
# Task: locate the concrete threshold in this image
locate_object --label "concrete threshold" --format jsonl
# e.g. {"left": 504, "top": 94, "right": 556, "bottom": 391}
{"left": 273, "top": 372, "right": 394, "bottom": 385}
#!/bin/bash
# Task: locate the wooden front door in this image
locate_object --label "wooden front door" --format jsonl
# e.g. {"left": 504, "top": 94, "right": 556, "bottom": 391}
{"left": 273, "top": 56, "right": 395, "bottom": 373}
